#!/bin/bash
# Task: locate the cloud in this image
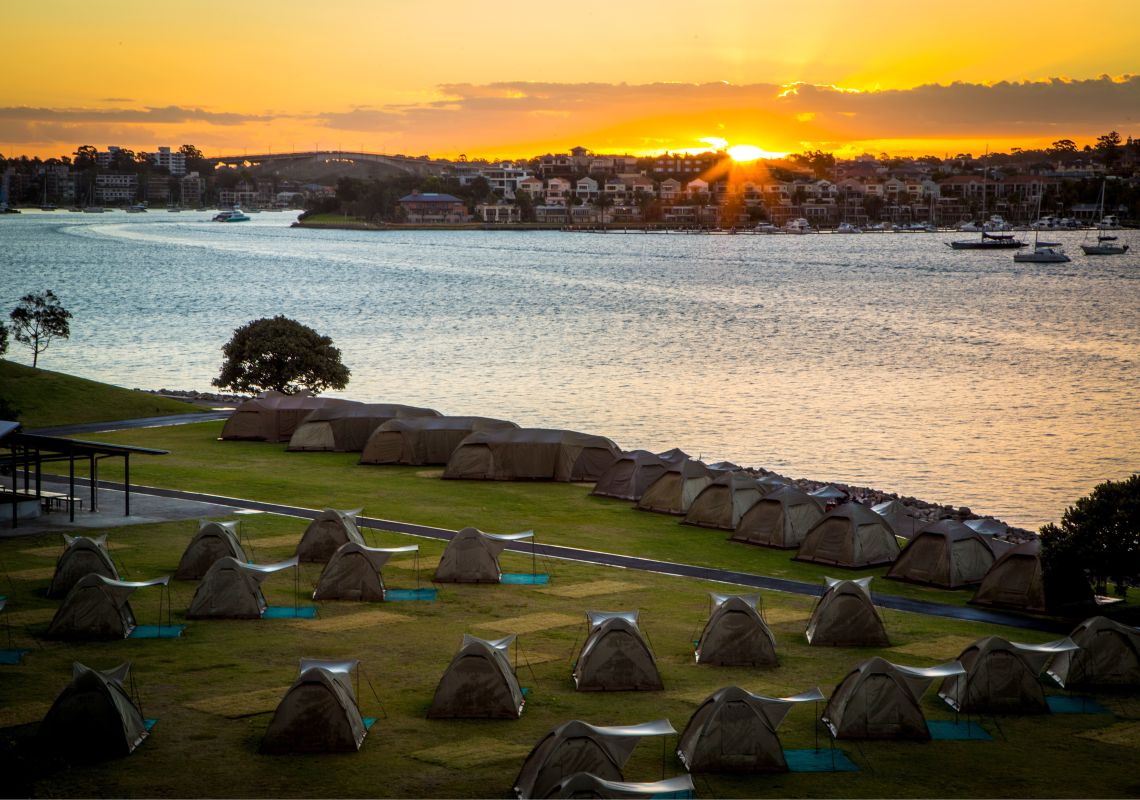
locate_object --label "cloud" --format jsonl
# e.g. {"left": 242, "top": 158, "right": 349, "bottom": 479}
{"left": 0, "top": 105, "right": 274, "bottom": 126}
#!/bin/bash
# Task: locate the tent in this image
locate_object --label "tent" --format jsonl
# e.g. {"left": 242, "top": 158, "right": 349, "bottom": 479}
{"left": 682, "top": 472, "right": 768, "bottom": 531}
{"left": 296, "top": 508, "right": 366, "bottom": 563}
{"left": 822, "top": 657, "right": 964, "bottom": 740}
{"left": 433, "top": 527, "right": 533, "bottom": 584}
{"left": 886, "top": 520, "right": 995, "bottom": 589}
{"left": 795, "top": 502, "right": 900, "bottom": 568}
{"left": 810, "top": 485, "right": 849, "bottom": 503}
{"left": 731, "top": 486, "right": 824, "bottom": 549}
{"left": 939, "top": 636, "right": 1078, "bottom": 713}
{"left": 359, "top": 416, "right": 519, "bottom": 465}
{"left": 186, "top": 556, "right": 297, "bottom": 619}
{"left": 636, "top": 459, "right": 713, "bottom": 516}
{"left": 677, "top": 686, "right": 824, "bottom": 773}
{"left": 545, "top": 774, "right": 695, "bottom": 799}
{"left": 965, "top": 518, "right": 1009, "bottom": 537}
{"left": 695, "top": 594, "right": 778, "bottom": 667}
{"left": 872, "top": 500, "right": 924, "bottom": 540}
{"left": 1047, "top": 616, "right": 1140, "bottom": 688}
{"left": 174, "top": 520, "right": 247, "bottom": 581}
{"left": 38, "top": 662, "right": 148, "bottom": 760}
{"left": 262, "top": 659, "right": 368, "bottom": 753}
{"left": 574, "top": 611, "right": 663, "bottom": 691}
{"left": 47, "top": 534, "right": 119, "bottom": 598}
{"left": 513, "top": 719, "right": 676, "bottom": 799}
{"left": 806, "top": 577, "right": 890, "bottom": 647}
{"left": 591, "top": 451, "right": 672, "bottom": 502}
{"left": 443, "top": 428, "right": 621, "bottom": 482}
{"left": 970, "top": 540, "right": 1047, "bottom": 611}
{"left": 220, "top": 391, "right": 361, "bottom": 443}
{"left": 313, "top": 543, "right": 418, "bottom": 602}
{"left": 427, "top": 634, "right": 525, "bottom": 719}
{"left": 656, "top": 447, "right": 690, "bottom": 464}
{"left": 287, "top": 403, "right": 441, "bottom": 452}
{"left": 47, "top": 574, "right": 169, "bottom": 640}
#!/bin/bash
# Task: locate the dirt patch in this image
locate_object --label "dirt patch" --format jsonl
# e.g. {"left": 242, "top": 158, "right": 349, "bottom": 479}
{"left": 185, "top": 687, "right": 289, "bottom": 718}
{"left": 297, "top": 609, "right": 412, "bottom": 632}
{"left": 474, "top": 612, "right": 582, "bottom": 635}
{"left": 539, "top": 580, "right": 644, "bottom": 599}
{"left": 412, "top": 738, "right": 533, "bottom": 769}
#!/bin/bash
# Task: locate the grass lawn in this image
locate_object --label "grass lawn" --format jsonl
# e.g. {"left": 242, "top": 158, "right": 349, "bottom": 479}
{"left": 0, "top": 418, "right": 1134, "bottom": 796}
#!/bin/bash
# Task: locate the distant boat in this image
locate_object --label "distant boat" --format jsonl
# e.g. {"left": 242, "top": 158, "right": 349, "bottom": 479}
{"left": 126, "top": 204, "right": 148, "bottom": 213}
{"left": 754, "top": 222, "right": 781, "bottom": 234}
{"left": 947, "top": 231, "right": 1026, "bottom": 249}
{"left": 835, "top": 222, "right": 863, "bottom": 233}
{"left": 1080, "top": 181, "right": 1129, "bottom": 255}
{"left": 784, "top": 217, "right": 812, "bottom": 234}
{"left": 1015, "top": 193, "right": 1071, "bottom": 262}
{"left": 213, "top": 206, "right": 251, "bottom": 222}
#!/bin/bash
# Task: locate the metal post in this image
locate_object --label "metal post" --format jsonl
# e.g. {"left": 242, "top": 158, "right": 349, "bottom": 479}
{"left": 89, "top": 455, "right": 97, "bottom": 512}
{"left": 124, "top": 454, "right": 130, "bottom": 517}
{"left": 69, "top": 452, "right": 75, "bottom": 522}
{"left": 9, "top": 450, "right": 16, "bottom": 529}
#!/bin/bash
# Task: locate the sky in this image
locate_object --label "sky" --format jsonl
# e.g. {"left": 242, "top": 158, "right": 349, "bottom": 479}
{"left": 3, "top": 0, "right": 1139, "bottom": 161}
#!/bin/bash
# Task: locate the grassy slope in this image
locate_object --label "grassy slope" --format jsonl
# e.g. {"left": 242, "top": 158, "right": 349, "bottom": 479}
{"left": 0, "top": 360, "right": 203, "bottom": 428}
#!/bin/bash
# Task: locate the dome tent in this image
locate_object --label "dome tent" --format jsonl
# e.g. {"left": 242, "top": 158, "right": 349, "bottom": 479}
{"left": 174, "top": 520, "right": 247, "bottom": 581}
{"left": 573, "top": 610, "right": 663, "bottom": 692}
{"left": 822, "top": 657, "right": 965, "bottom": 740}
{"left": 513, "top": 719, "right": 676, "bottom": 799}
{"left": 187, "top": 557, "right": 297, "bottom": 619}
{"left": 220, "top": 391, "right": 361, "bottom": 443}
{"left": 433, "top": 527, "right": 533, "bottom": 584}
{"left": 695, "top": 593, "right": 778, "bottom": 667}
{"left": 886, "top": 519, "right": 995, "bottom": 589}
{"left": 795, "top": 502, "right": 900, "bottom": 568}
{"left": 806, "top": 577, "right": 890, "bottom": 647}
{"left": 313, "top": 543, "right": 418, "bottom": 602}
{"left": 938, "top": 636, "right": 1078, "bottom": 714}
{"left": 443, "top": 428, "right": 621, "bottom": 482}
{"left": 636, "top": 459, "right": 714, "bottom": 515}
{"left": 1047, "top": 616, "right": 1140, "bottom": 688}
{"left": 872, "top": 500, "right": 924, "bottom": 539}
{"left": 970, "top": 538, "right": 1093, "bottom": 614}
{"left": 38, "top": 662, "right": 149, "bottom": 760}
{"left": 47, "top": 534, "right": 118, "bottom": 598}
{"left": 262, "top": 659, "right": 369, "bottom": 753}
{"left": 287, "top": 402, "right": 440, "bottom": 452}
{"left": 427, "top": 634, "right": 525, "bottom": 719}
{"left": 360, "top": 416, "right": 519, "bottom": 465}
{"left": 591, "top": 450, "right": 672, "bottom": 502}
{"left": 731, "top": 485, "right": 824, "bottom": 549}
{"left": 682, "top": 472, "right": 768, "bottom": 531}
{"left": 677, "top": 686, "right": 824, "bottom": 773}
{"left": 47, "top": 574, "right": 170, "bottom": 640}
{"left": 295, "top": 508, "right": 366, "bottom": 563}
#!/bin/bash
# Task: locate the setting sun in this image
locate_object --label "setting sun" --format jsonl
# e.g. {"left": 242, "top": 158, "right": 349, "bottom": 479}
{"left": 727, "top": 144, "right": 764, "bottom": 161}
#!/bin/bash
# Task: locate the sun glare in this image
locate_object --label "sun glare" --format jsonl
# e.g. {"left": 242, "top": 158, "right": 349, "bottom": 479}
{"left": 727, "top": 144, "right": 765, "bottom": 162}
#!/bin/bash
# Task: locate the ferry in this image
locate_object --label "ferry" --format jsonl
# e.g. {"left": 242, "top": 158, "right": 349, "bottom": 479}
{"left": 213, "top": 207, "right": 252, "bottom": 222}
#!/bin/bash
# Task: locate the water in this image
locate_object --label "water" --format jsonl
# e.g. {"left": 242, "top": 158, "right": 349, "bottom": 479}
{"left": 2, "top": 211, "right": 1137, "bottom": 528}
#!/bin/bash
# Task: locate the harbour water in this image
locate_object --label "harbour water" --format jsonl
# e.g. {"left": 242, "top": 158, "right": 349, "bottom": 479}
{"left": 2, "top": 211, "right": 1137, "bottom": 529}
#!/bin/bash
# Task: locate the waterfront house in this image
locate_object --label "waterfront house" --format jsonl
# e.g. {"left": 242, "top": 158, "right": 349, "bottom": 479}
{"left": 575, "top": 176, "right": 599, "bottom": 201}
{"left": 398, "top": 192, "right": 469, "bottom": 223}
{"left": 658, "top": 178, "right": 681, "bottom": 203}
{"left": 516, "top": 176, "right": 544, "bottom": 199}
{"left": 546, "top": 177, "right": 572, "bottom": 206}
{"left": 476, "top": 203, "right": 521, "bottom": 223}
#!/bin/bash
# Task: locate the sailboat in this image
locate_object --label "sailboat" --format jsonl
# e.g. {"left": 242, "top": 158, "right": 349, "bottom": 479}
{"left": 947, "top": 155, "right": 1025, "bottom": 249}
{"left": 1080, "top": 180, "right": 1129, "bottom": 256}
{"left": 1014, "top": 192, "right": 1070, "bottom": 263}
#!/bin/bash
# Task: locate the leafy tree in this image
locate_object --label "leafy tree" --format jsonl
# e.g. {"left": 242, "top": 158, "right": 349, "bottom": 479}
{"left": 213, "top": 316, "right": 350, "bottom": 395}
{"left": 9, "top": 290, "right": 72, "bottom": 368}
{"left": 514, "top": 189, "right": 536, "bottom": 223}
{"left": 0, "top": 321, "right": 8, "bottom": 357}
{"left": 1050, "top": 139, "right": 1077, "bottom": 156}
{"left": 1096, "top": 131, "right": 1123, "bottom": 169}
{"left": 109, "top": 148, "right": 137, "bottom": 171}
{"left": 73, "top": 145, "right": 98, "bottom": 170}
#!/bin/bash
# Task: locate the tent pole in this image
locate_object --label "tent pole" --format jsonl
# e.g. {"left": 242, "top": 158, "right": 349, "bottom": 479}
{"left": 124, "top": 453, "right": 130, "bottom": 517}
{"left": 68, "top": 452, "right": 75, "bottom": 522}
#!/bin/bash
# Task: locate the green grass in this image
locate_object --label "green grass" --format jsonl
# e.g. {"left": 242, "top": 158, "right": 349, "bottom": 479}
{"left": 0, "top": 360, "right": 204, "bottom": 428}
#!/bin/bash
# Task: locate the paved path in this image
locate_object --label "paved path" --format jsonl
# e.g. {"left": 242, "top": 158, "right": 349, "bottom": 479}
{"left": 30, "top": 412, "right": 229, "bottom": 437}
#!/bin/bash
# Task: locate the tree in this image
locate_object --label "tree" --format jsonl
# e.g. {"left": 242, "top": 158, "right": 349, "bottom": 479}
{"left": 9, "top": 290, "right": 72, "bottom": 368}
{"left": 212, "top": 316, "right": 350, "bottom": 395}
{"left": 1096, "top": 131, "right": 1123, "bottom": 169}
{"left": 1050, "top": 138, "right": 1078, "bottom": 156}
{"left": 73, "top": 145, "right": 98, "bottom": 170}
{"left": 0, "top": 321, "right": 8, "bottom": 357}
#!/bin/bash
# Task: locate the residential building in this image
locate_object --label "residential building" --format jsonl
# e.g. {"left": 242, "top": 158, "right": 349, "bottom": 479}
{"left": 476, "top": 202, "right": 520, "bottom": 223}
{"left": 181, "top": 172, "right": 204, "bottom": 207}
{"left": 481, "top": 164, "right": 532, "bottom": 198}
{"left": 93, "top": 172, "right": 138, "bottom": 204}
{"left": 545, "top": 177, "right": 571, "bottom": 206}
{"left": 658, "top": 178, "right": 682, "bottom": 203}
{"left": 516, "top": 176, "right": 544, "bottom": 198}
{"left": 398, "top": 191, "right": 469, "bottom": 223}
{"left": 575, "top": 176, "right": 599, "bottom": 201}
{"left": 150, "top": 146, "right": 187, "bottom": 176}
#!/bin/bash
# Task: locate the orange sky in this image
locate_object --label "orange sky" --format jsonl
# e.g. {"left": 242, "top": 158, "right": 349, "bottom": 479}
{"left": 3, "top": 0, "right": 1138, "bottom": 160}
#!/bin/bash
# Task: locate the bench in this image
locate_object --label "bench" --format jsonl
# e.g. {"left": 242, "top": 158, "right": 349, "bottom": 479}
{"left": 39, "top": 491, "right": 85, "bottom": 513}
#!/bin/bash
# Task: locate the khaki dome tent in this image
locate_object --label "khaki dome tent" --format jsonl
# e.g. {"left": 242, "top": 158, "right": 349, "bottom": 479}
{"left": 296, "top": 508, "right": 366, "bottom": 563}
{"left": 695, "top": 594, "right": 778, "bottom": 667}
{"left": 313, "top": 543, "right": 417, "bottom": 602}
{"left": 545, "top": 773, "right": 695, "bottom": 799}
{"left": 872, "top": 500, "right": 924, "bottom": 540}
{"left": 443, "top": 428, "right": 621, "bottom": 482}
{"left": 262, "top": 659, "right": 368, "bottom": 753}
{"left": 886, "top": 519, "right": 995, "bottom": 589}
{"left": 822, "top": 657, "right": 964, "bottom": 740}
{"left": 970, "top": 539, "right": 1050, "bottom": 613}
{"left": 427, "top": 634, "right": 525, "bottom": 719}
{"left": 175, "top": 520, "right": 247, "bottom": 581}
{"left": 433, "top": 527, "right": 534, "bottom": 584}
{"left": 513, "top": 719, "right": 676, "bottom": 799}
{"left": 810, "top": 485, "right": 849, "bottom": 503}
{"left": 677, "top": 686, "right": 824, "bottom": 773}
{"left": 574, "top": 611, "right": 663, "bottom": 692}
{"left": 360, "top": 416, "right": 519, "bottom": 465}
{"left": 591, "top": 451, "right": 672, "bottom": 502}
{"left": 47, "top": 574, "right": 169, "bottom": 640}
{"left": 938, "top": 636, "right": 1078, "bottom": 714}
{"left": 806, "top": 577, "right": 890, "bottom": 647}
{"left": 287, "top": 402, "right": 441, "bottom": 452}
{"left": 731, "top": 485, "right": 824, "bottom": 549}
{"left": 220, "top": 391, "right": 361, "bottom": 443}
{"left": 965, "top": 518, "right": 1009, "bottom": 537}
{"left": 187, "top": 556, "right": 297, "bottom": 619}
{"left": 636, "top": 459, "right": 714, "bottom": 516}
{"left": 1047, "top": 616, "right": 1140, "bottom": 688}
{"left": 795, "top": 502, "right": 900, "bottom": 568}
{"left": 48, "top": 534, "right": 119, "bottom": 598}
{"left": 683, "top": 472, "right": 769, "bottom": 531}
{"left": 38, "top": 662, "right": 148, "bottom": 760}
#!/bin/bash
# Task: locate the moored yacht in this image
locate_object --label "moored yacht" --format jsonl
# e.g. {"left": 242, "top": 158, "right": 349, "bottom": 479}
{"left": 784, "top": 217, "right": 812, "bottom": 234}
{"left": 835, "top": 222, "right": 862, "bottom": 233}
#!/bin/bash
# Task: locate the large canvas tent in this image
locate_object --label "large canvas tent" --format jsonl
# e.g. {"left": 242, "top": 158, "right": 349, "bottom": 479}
{"left": 174, "top": 521, "right": 246, "bottom": 581}
{"left": 872, "top": 500, "right": 924, "bottom": 539}
{"left": 220, "top": 391, "right": 361, "bottom": 443}
{"left": 295, "top": 508, "right": 366, "bottom": 563}
{"left": 677, "top": 686, "right": 824, "bottom": 773}
{"left": 47, "top": 574, "right": 168, "bottom": 640}
{"left": 591, "top": 451, "right": 673, "bottom": 502}
{"left": 544, "top": 773, "right": 695, "bottom": 799}
{"left": 187, "top": 557, "right": 297, "bottom": 619}
{"left": 47, "top": 534, "right": 119, "bottom": 598}
{"left": 636, "top": 459, "right": 713, "bottom": 515}
{"left": 795, "top": 502, "right": 900, "bottom": 568}
{"left": 287, "top": 403, "right": 441, "bottom": 452}
{"left": 886, "top": 519, "right": 995, "bottom": 589}
{"left": 731, "top": 486, "right": 824, "bottom": 549}
{"left": 695, "top": 594, "right": 778, "bottom": 667}
{"left": 427, "top": 634, "right": 525, "bottom": 719}
{"left": 513, "top": 719, "right": 676, "bottom": 799}
{"left": 38, "top": 662, "right": 148, "bottom": 760}
{"left": 1047, "top": 616, "right": 1140, "bottom": 688}
{"left": 823, "top": 658, "right": 965, "bottom": 740}
{"left": 683, "top": 472, "right": 768, "bottom": 531}
{"left": 938, "top": 636, "right": 1078, "bottom": 713}
{"left": 806, "top": 577, "right": 890, "bottom": 647}
{"left": 433, "top": 527, "right": 533, "bottom": 584}
{"left": 313, "top": 543, "right": 418, "bottom": 602}
{"left": 573, "top": 610, "right": 663, "bottom": 691}
{"left": 970, "top": 540, "right": 1047, "bottom": 612}
{"left": 965, "top": 518, "right": 1009, "bottom": 537}
{"left": 360, "top": 416, "right": 519, "bottom": 465}
{"left": 262, "top": 659, "right": 368, "bottom": 753}
{"left": 443, "top": 428, "right": 621, "bottom": 482}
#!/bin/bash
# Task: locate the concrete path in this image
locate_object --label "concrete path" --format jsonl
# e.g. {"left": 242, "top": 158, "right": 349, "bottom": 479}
{"left": 29, "top": 411, "right": 229, "bottom": 437}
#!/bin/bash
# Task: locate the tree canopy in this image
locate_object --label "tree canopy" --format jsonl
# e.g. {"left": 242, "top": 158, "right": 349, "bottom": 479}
{"left": 9, "top": 290, "right": 72, "bottom": 368}
{"left": 212, "top": 316, "right": 351, "bottom": 395}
